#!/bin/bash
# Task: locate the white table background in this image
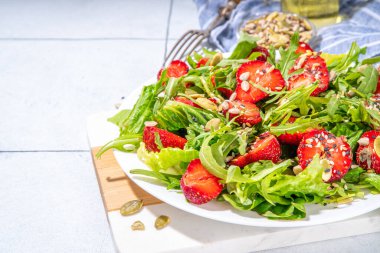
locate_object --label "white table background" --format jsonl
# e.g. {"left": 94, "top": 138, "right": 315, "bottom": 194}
{"left": 0, "top": 0, "right": 379, "bottom": 252}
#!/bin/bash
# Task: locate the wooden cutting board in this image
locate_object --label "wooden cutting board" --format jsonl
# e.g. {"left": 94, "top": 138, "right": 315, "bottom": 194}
{"left": 90, "top": 147, "right": 161, "bottom": 212}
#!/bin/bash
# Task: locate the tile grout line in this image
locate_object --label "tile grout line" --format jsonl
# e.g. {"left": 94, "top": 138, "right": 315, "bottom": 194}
{"left": 0, "top": 37, "right": 167, "bottom": 42}
{"left": 163, "top": 0, "right": 174, "bottom": 63}
{"left": 0, "top": 150, "right": 89, "bottom": 153}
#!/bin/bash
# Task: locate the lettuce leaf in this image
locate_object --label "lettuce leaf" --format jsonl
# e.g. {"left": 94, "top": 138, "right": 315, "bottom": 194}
{"left": 137, "top": 143, "right": 199, "bottom": 174}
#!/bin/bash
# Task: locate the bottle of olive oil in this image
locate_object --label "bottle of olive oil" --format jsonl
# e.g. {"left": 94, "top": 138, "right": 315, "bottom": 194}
{"left": 282, "top": 0, "right": 341, "bottom": 27}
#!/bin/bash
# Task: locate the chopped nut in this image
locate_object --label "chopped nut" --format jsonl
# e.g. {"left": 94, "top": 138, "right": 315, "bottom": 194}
{"left": 205, "top": 118, "right": 221, "bottom": 132}
{"left": 131, "top": 221, "right": 145, "bottom": 231}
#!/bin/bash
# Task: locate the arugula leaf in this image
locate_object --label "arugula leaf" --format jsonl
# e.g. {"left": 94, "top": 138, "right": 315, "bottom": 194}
{"left": 356, "top": 65, "right": 379, "bottom": 94}
{"left": 120, "top": 84, "right": 157, "bottom": 135}
{"left": 154, "top": 100, "right": 225, "bottom": 131}
{"left": 130, "top": 169, "right": 181, "bottom": 190}
{"left": 96, "top": 134, "right": 142, "bottom": 158}
{"left": 276, "top": 32, "right": 299, "bottom": 79}
{"left": 229, "top": 32, "right": 259, "bottom": 59}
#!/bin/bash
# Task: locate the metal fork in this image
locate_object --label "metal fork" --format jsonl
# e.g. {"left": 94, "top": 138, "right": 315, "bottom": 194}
{"left": 163, "top": 0, "right": 241, "bottom": 67}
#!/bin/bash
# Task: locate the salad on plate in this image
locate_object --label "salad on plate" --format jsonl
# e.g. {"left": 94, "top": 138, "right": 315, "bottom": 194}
{"left": 98, "top": 33, "right": 380, "bottom": 220}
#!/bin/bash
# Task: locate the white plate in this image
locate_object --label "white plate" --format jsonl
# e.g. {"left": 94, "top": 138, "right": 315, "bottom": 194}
{"left": 115, "top": 78, "right": 380, "bottom": 228}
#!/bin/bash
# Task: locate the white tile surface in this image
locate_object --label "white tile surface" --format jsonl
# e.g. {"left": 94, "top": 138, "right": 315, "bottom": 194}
{"left": 168, "top": 0, "right": 199, "bottom": 39}
{"left": 0, "top": 152, "right": 114, "bottom": 253}
{"left": 0, "top": 0, "right": 170, "bottom": 39}
{"left": 0, "top": 40, "right": 165, "bottom": 151}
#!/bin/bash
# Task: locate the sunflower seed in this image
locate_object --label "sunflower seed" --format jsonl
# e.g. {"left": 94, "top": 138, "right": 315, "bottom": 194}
{"left": 120, "top": 200, "right": 143, "bottom": 216}
{"left": 155, "top": 215, "right": 170, "bottom": 229}
{"left": 228, "top": 107, "right": 241, "bottom": 114}
{"left": 358, "top": 137, "right": 369, "bottom": 146}
{"left": 239, "top": 72, "right": 250, "bottom": 81}
{"left": 131, "top": 221, "right": 145, "bottom": 231}
{"left": 144, "top": 121, "right": 158, "bottom": 127}
{"left": 241, "top": 81, "right": 250, "bottom": 91}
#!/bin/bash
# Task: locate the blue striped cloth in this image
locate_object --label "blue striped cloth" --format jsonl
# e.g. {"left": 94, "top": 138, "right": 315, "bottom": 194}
{"left": 193, "top": 0, "right": 380, "bottom": 57}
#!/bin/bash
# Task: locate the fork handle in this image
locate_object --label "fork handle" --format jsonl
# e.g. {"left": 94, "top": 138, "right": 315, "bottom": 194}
{"left": 206, "top": 0, "right": 241, "bottom": 32}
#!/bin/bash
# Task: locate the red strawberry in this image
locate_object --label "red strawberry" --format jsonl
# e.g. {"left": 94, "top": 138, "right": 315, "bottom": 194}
{"left": 356, "top": 130, "right": 380, "bottom": 174}
{"left": 180, "top": 159, "right": 223, "bottom": 204}
{"left": 248, "top": 46, "right": 269, "bottom": 61}
{"left": 230, "top": 132, "right": 281, "bottom": 167}
{"left": 275, "top": 116, "right": 309, "bottom": 145}
{"left": 210, "top": 75, "right": 233, "bottom": 98}
{"left": 235, "top": 61, "right": 286, "bottom": 103}
{"left": 174, "top": 97, "right": 201, "bottom": 108}
{"left": 196, "top": 57, "right": 209, "bottom": 68}
{"left": 295, "top": 42, "right": 314, "bottom": 54}
{"left": 288, "top": 55, "right": 329, "bottom": 96}
{"left": 143, "top": 126, "right": 187, "bottom": 152}
{"left": 157, "top": 60, "right": 189, "bottom": 80}
{"left": 297, "top": 129, "right": 352, "bottom": 182}
{"left": 157, "top": 68, "right": 164, "bottom": 80}
{"left": 375, "top": 76, "right": 380, "bottom": 94}
{"left": 218, "top": 87, "right": 234, "bottom": 98}
{"left": 222, "top": 100, "right": 262, "bottom": 126}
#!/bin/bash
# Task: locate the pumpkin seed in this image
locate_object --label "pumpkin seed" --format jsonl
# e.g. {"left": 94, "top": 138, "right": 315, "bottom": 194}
{"left": 131, "top": 220, "right": 145, "bottom": 231}
{"left": 120, "top": 199, "right": 143, "bottom": 216}
{"left": 293, "top": 165, "right": 303, "bottom": 175}
{"left": 155, "top": 215, "right": 170, "bottom": 229}
{"left": 205, "top": 118, "right": 221, "bottom": 132}
{"left": 374, "top": 136, "right": 380, "bottom": 156}
{"left": 209, "top": 52, "right": 223, "bottom": 66}
{"left": 196, "top": 98, "right": 218, "bottom": 111}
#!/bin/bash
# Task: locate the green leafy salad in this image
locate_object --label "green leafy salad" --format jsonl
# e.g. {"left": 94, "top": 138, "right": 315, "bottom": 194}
{"left": 98, "top": 33, "right": 380, "bottom": 220}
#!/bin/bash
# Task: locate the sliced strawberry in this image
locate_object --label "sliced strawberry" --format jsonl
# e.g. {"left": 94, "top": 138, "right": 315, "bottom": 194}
{"left": 230, "top": 132, "right": 281, "bottom": 167}
{"left": 196, "top": 57, "right": 209, "bottom": 68}
{"left": 222, "top": 100, "right": 262, "bottom": 126}
{"left": 297, "top": 129, "right": 352, "bottom": 182}
{"left": 295, "top": 42, "right": 314, "bottom": 54}
{"left": 248, "top": 46, "right": 269, "bottom": 61}
{"left": 356, "top": 130, "right": 380, "bottom": 174}
{"left": 275, "top": 116, "right": 309, "bottom": 145}
{"left": 375, "top": 76, "right": 380, "bottom": 94}
{"left": 180, "top": 159, "right": 223, "bottom": 204}
{"left": 288, "top": 55, "right": 329, "bottom": 96}
{"left": 157, "top": 68, "right": 164, "bottom": 80}
{"left": 143, "top": 126, "right": 187, "bottom": 152}
{"left": 218, "top": 87, "right": 234, "bottom": 98}
{"left": 235, "top": 61, "right": 286, "bottom": 103}
{"left": 167, "top": 60, "right": 189, "bottom": 78}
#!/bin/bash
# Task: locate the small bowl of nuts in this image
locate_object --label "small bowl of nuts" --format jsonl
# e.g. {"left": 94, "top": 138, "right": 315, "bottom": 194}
{"left": 240, "top": 11, "right": 317, "bottom": 49}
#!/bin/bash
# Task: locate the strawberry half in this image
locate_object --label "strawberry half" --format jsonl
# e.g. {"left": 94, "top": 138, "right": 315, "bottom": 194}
{"left": 297, "top": 129, "right": 352, "bottom": 182}
{"left": 295, "top": 42, "right": 314, "bottom": 54}
{"left": 288, "top": 55, "right": 329, "bottom": 96}
{"left": 248, "top": 46, "right": 269, "bottom": 61}
{"left": 196, "top": 57, "right": 209, "bottom": 68}
{"left": 230, "top": 132, "right": 281, "bottom": 167}
{"left": 180, "top": 159, "right": 223, "bottom": 204}
{"left": 235, "top": 61, "right": 286, "bottom": 103}
{"left": 356, "top": 130, "right": 380, "bottom": 174}
{"left": 375, "top": 76, "right": 380, "bottom": 94}
{"left": 143, "top": 126, "right": 187, "bottom": 152}
{"left": 157, "top": 60, "right": 189, "bottom": 80}
{"left": 174, "top": 97, "right": 201, "bottom": 108}
{"left": 222, "top": 100, "right": 262, "bottom": 126}
{"left": 275, "top": 116, "right": 309, "bottom": 145}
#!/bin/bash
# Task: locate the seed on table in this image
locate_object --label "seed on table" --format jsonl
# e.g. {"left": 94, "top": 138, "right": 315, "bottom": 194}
{"left": 120, "top": 200, "right": 143, "bottom": 216}
{"left": 131, "top": 221, "right": 145, "bottom": 231}
{"left": 155, "top": 215, "right": 170, "bottom": 230}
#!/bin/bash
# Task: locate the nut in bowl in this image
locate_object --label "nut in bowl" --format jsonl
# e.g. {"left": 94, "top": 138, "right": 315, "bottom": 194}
{"left": 241, "top": 11, "right": 316, "bottom": 49}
